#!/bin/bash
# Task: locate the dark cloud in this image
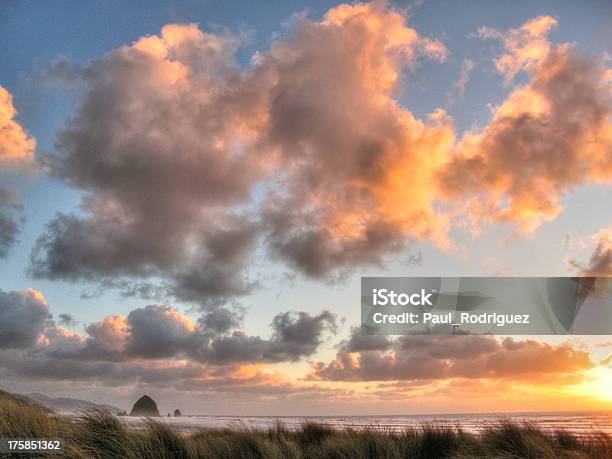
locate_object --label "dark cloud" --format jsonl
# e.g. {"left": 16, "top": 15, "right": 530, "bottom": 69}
{"left": 166, "top": 218, "right": 261, "bottom": 306}
{"left": 0, "top": 349, "right": 350, "bottom": 405}
{"left": 57, "top": 313, "right": 77, "bottom": 326}
{"left": 263, "top": 203, "right": 409, "bottom": 279}
{"left": 339, "top": 327, "right": 393, "bottom": 353}
{"left": 0, "top": 187, "right": 20, "bottom": 258}
{"left": 310, "top": 335, "right": 593, "bottom": 382}
{"left": 269, "top": 310, "right": 338, "bottom": 360}
{"left": 188, "top": 310, "right": 337, "bottom": 364}
{"left": 0, "top": 289, "right": 51, "bottom": 348}
{"left": 6, "top": 294, "right": 337, "bottom": 366}
{"left": 126, "top": 305, "right": 196, "bottom": 358}
{"left": 201, "top": 307, "right": 241, "bottom": 334}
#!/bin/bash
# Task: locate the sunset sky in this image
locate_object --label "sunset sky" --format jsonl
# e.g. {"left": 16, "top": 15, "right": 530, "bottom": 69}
{"left": 0, "top": 0, "right": 611, "bottom": 415}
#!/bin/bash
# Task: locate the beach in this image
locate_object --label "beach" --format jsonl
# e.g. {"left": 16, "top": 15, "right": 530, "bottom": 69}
{"left": 116, "top": 411, "right": 612, "bottom": 436}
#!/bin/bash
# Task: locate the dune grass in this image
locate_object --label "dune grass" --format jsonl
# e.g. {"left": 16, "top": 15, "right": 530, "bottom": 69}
{"left": 1, "top": 391, "right": 610, "bottom": 458}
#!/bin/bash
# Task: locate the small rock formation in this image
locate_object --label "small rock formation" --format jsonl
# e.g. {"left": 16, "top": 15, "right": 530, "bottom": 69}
{"left": 174, "top": 409, "right": 182, "bottom": 417}
{"left": 117, "top": 411, "right": 127, "bottom": 416}
{"left": 129, "top": 395, "right": 160, "bottom": 417}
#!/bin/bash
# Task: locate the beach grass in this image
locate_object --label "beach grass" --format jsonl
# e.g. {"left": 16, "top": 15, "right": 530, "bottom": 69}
{"left": 1, "top": 391, "right": 610, "bottom": 458}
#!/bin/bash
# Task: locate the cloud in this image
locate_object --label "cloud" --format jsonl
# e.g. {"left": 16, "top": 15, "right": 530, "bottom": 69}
{"left": 0, "top": 85, "right": 36, "bottom": 257}
{"left": 0, "top": 85, "right": 36, "bottom": 168}
{"left": 28, "top": 8, "right": 612, "bottom": 287}
{"left": 1, "top": 292, "right": 337, "bottom": 365}
{"left": 439, "top": 17, "right": 612, "bottom": 233}
{"left": 339, "top": 326, "right": 393, "bottom": 352}
{"left": 310, "top": 335, "right": 593, "bottom": 382}
{"left": 83, "top": 315, "right": 129, "bottom": 356}
{"left": 477, "top": 16, "right": 558, "bottom": 82}
{"left": 28, "top": 24, "right": 266, "bottom": 305}
{"left": 0, "top": 291, "right": 600, "bottom": 408}
{"left": 258, "top": 2, "right": 453, "bottom": 277}
{"left": 30, "top": 1, "right": 451, "bottom": 290}
{"left": 0, "top": 186, "right": 20, "bottom": 258}
{"left": 0, "top": 349, "right": 350, "bottom": 406}
{"left": 57, "top": 313, "right": 77, "bottom": 326}
{"left": 447, "top": 59, "right": 475, "bottom": 104}
{"left": 0, "top": 289, "right": 51, "bottom": 349}
{"left": 126, "top": 305, "right": 196, "bottom": 358}
{"left": 567, "top": 226, "right": 612, "bottom": 276}
{"left": 0, "top": 288, "right": 338, "bottom": 400}
{"left": 188, "top": 309, "right": 338, "bottom": 364}
{"left": 201, "top": 307, "right": 241, "bottom": 334}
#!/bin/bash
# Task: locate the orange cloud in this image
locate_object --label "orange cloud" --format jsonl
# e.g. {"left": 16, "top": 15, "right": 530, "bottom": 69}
{"left": 85, "top": 316, "right": 129, "bottom": 353}
{"left": 439, "top": 18, "right": 612, "bottom": 233}
{"left": 0, "top": 85, "right": 35, "bottom": 168}
{"left": 260, "top": 1, "right": 454, "bottom": 275}
{"left": 478, "top": 16, "right": 558, "bottom": 82}
{"left": 310, "top": 334, "right": 594, "bottom": 383}
{"left": 0, "top": 85, "right": 37, "bottom": 257}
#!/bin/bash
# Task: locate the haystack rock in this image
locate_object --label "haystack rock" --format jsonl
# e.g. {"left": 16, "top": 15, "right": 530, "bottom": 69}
{"left": 129, "top": 395, "right": 160, "bottom": 417}
{"left": 174, "top": 409, "right": 182, "bottom": 417}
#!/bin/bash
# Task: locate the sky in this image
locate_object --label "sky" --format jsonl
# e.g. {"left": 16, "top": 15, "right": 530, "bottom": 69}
{"left": 0, "top": 0, "right": 611, "bottom": 415}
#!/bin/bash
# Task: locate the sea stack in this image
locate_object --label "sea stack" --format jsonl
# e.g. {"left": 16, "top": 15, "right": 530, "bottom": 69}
{"left": 129, "top": 395, "right": 160, "bottom": 417}
{"left": 174, "top": 409, "right": 182, "bottom": 417}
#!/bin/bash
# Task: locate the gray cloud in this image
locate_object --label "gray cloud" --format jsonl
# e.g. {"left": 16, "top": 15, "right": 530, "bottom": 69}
{"left": 0, "top": 349, "right": 350, "bottom": 406}
{"left": 5, "top": 293, "right": 337, "bottom": 366}
{"left": 57, "top": 313, "right": 77, "bottom": 326}
{"left": 188, "top": 310, "right": 338, "bottom": 364}
{"left": 0, "top": 289, "right": 51, "bottom": 348}
{"left": 201, "top": 307, "right": 241, "bottom": 334}
{"left": 0, "top": 187, "right": 20, "bottom": 258}
{"left": 339, "top": 327, "right": 393, "bottom": 353}
{"left": 311, "top": 335, "right": 593, "bottom": 382}
{"left": 126, "top": 305, "right": 196, "bottom": 358}
{"left": 28, "top": 24, "right": 266, "bottom": 306}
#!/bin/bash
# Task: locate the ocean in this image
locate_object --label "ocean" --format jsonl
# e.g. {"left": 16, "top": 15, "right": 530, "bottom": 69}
{"left": 116, "top": 411, "right": 612, "bottom": 436}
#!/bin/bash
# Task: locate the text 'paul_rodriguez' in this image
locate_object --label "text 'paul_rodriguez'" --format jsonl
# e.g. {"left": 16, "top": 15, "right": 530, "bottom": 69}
{"left": 361, "top": 277, "right": 612, "bottom": 335}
